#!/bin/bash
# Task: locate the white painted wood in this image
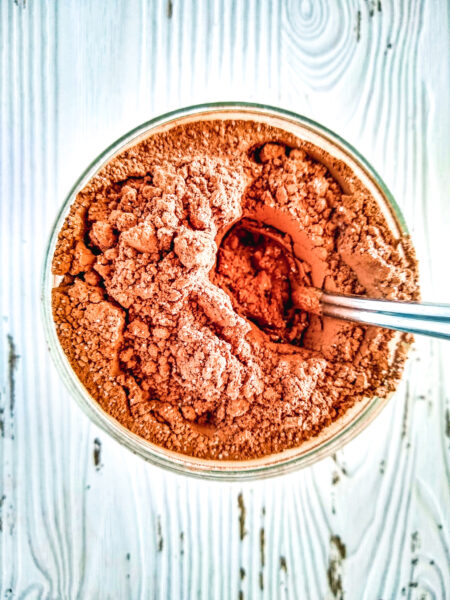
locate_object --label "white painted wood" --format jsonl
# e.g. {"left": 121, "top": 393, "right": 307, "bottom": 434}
{"left": 1, "top": 1, "right": 449, "bottom": 598}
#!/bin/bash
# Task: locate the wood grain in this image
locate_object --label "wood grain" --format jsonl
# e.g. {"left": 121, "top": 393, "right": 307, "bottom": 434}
{"left": 1, "top": 1, "right": 449, "bottom": 598}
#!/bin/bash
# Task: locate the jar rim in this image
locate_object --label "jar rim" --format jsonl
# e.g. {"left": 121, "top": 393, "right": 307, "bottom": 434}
{"left": 41, "top": 102, "right": 410, "bottom": 481}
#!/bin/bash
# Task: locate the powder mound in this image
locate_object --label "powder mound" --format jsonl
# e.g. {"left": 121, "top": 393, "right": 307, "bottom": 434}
{"left": 174, "top": 227, "right": 216, "bottom": 269}
{"left": 51, "top": 121, "right": 419, "bottom": 460}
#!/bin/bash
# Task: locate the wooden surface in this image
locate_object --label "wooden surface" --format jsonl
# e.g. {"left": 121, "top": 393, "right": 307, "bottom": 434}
{"left": 1, "top": 1, "right": 449, "bottom": 598}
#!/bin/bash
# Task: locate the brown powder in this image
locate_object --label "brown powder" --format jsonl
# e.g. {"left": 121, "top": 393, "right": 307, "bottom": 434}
{"left": 214, "top": 218, "right": 312, "bottom": 343}
{"left": 51, "top": 120, "right": 419, "bottom": 459}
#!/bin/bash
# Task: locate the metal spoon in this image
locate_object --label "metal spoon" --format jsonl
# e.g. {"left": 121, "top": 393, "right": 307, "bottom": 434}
{"left": 292, "top": 287, "right": 450, "bottom": 341}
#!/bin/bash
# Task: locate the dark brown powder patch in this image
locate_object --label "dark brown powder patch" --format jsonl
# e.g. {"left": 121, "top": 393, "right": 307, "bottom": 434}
{"left": 214, "top": 218, "right": 311, "bottom": 343}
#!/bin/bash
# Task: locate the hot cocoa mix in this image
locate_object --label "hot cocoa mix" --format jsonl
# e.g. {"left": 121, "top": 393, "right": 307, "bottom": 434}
{"left": 52, "top": 119, "right": 419, "bottom": 459}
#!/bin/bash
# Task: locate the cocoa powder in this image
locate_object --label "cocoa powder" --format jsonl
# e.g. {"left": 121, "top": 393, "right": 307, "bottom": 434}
{"left": 51, "top": 120, "right": 419, "bottom": 459}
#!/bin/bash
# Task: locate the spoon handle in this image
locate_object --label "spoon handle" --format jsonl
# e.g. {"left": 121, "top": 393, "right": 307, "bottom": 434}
{"left": 321, "top": 293, "right": 450, "bottom": 341}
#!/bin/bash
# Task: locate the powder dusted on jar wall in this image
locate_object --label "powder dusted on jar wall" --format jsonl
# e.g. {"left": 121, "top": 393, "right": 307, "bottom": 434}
{"left": 51, "top": 119, "right": 419, "bottom": 460}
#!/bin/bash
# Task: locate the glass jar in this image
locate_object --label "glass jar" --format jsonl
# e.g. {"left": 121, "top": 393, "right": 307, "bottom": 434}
{"left": 41, "top": 103, "right": 411, "bottom": 480}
